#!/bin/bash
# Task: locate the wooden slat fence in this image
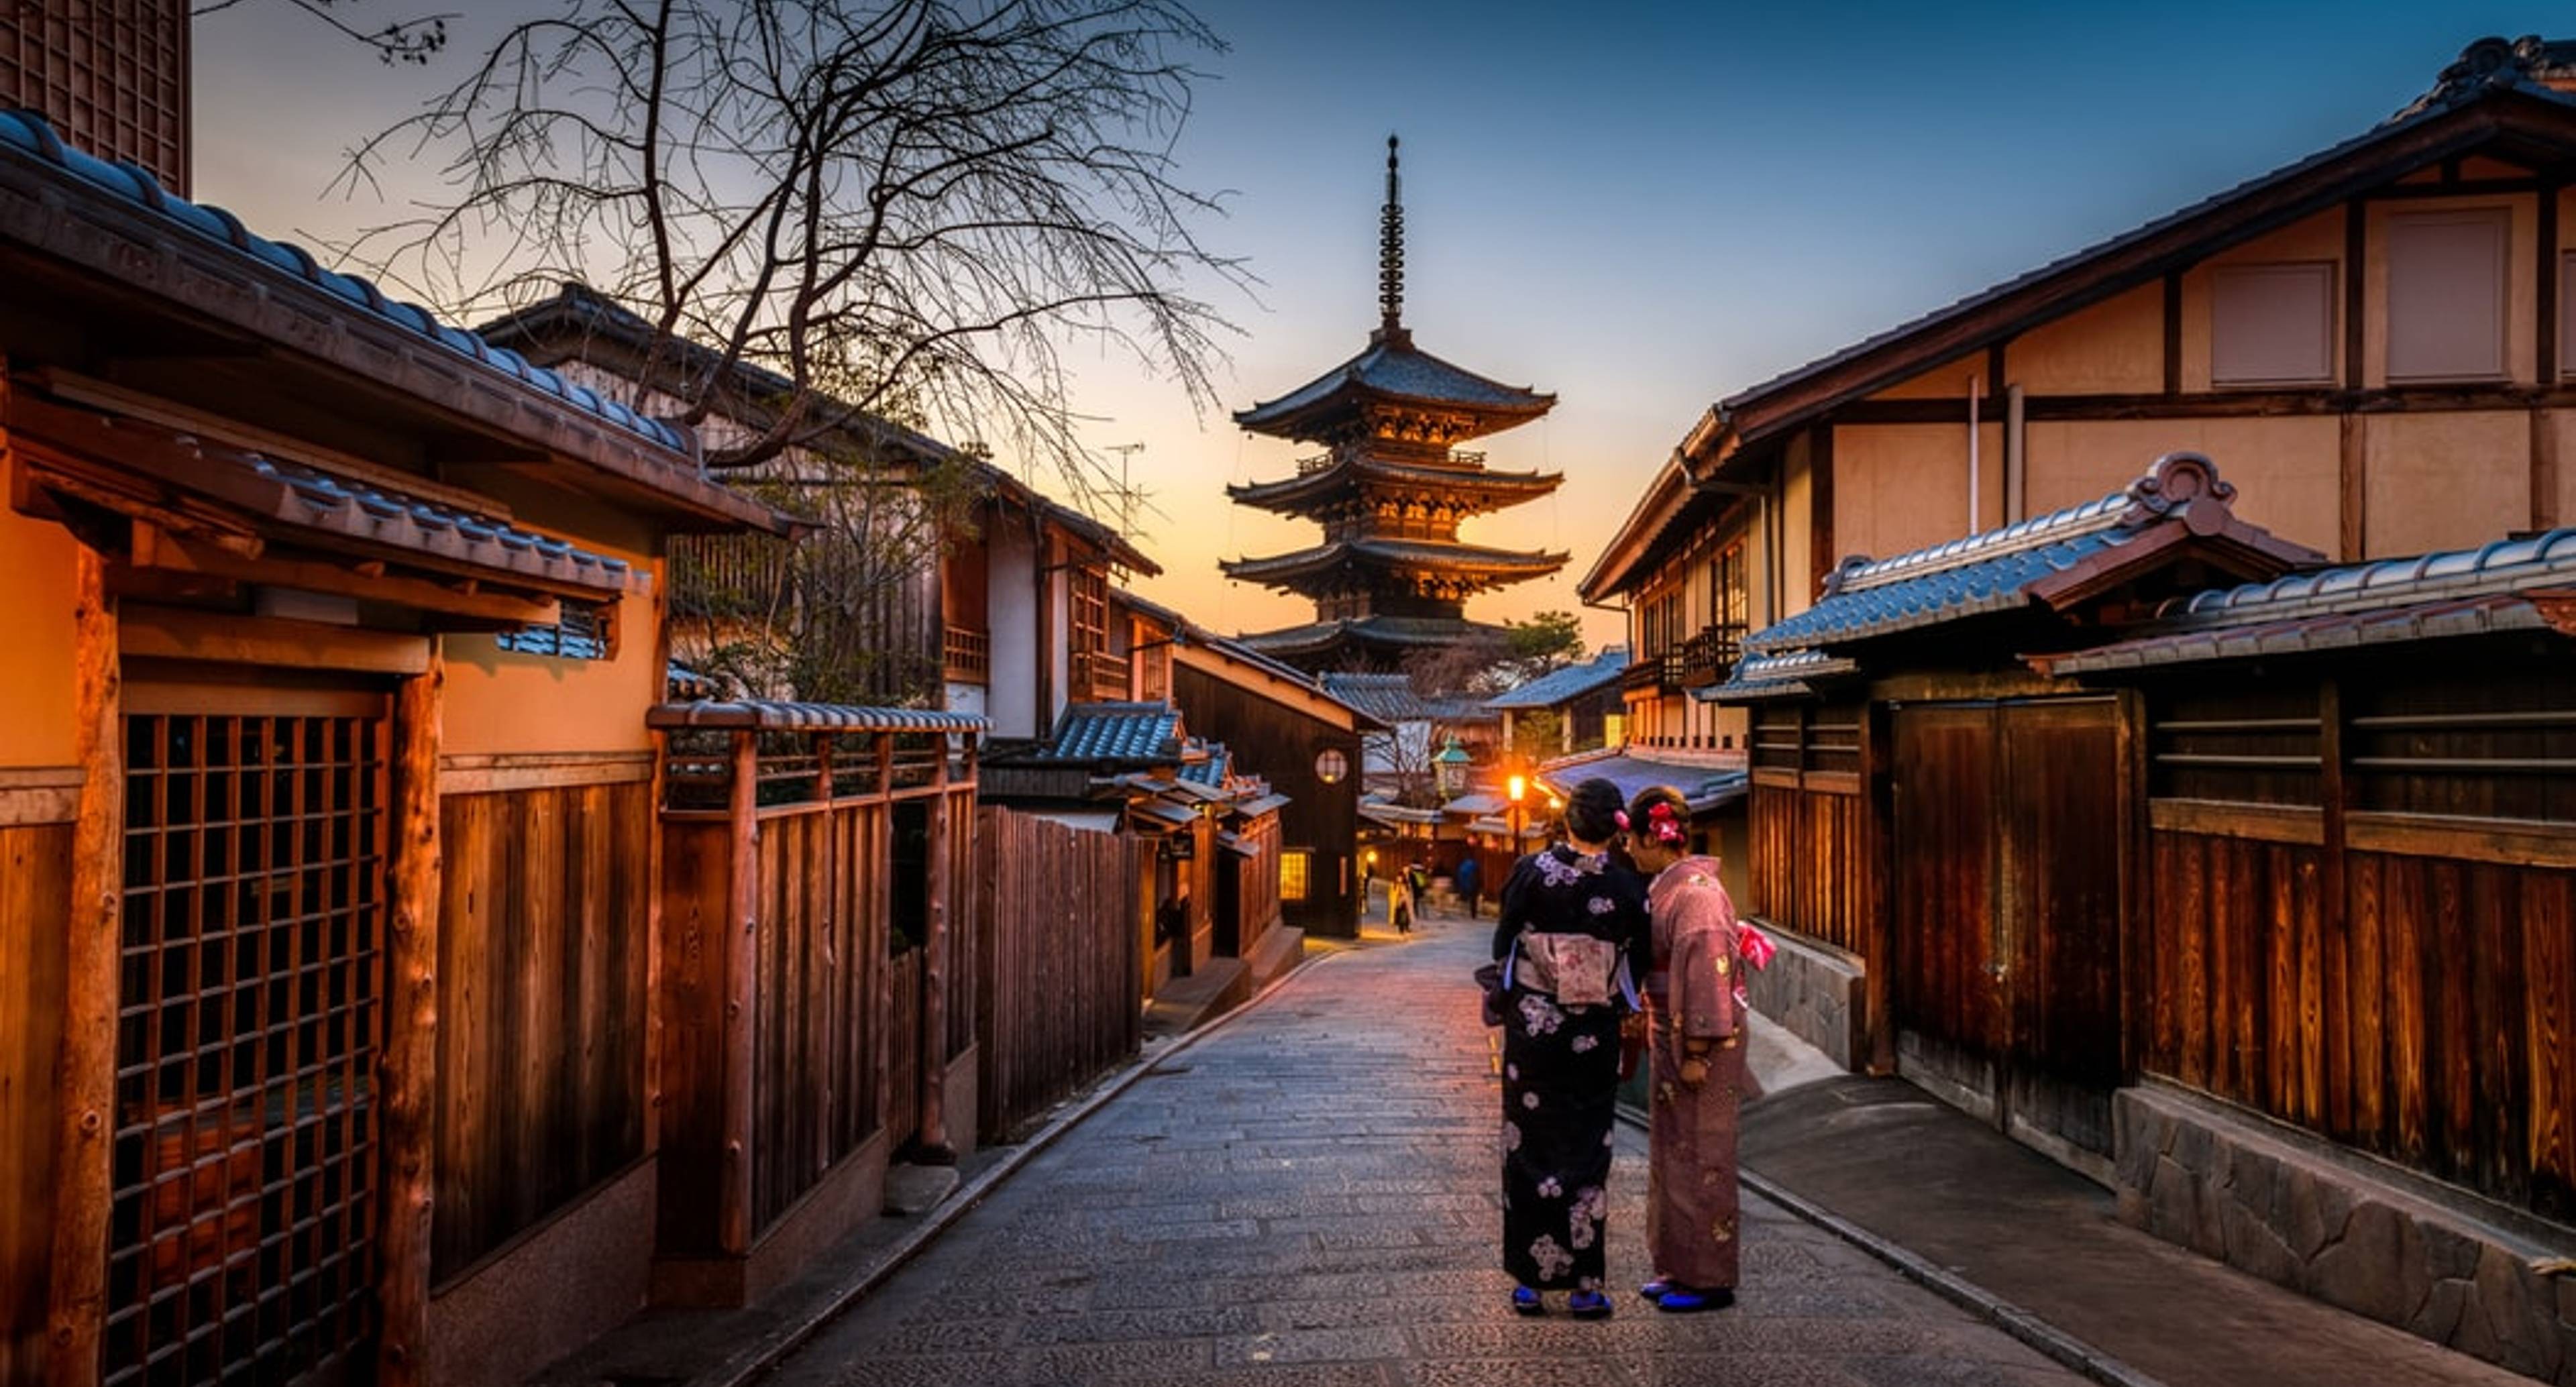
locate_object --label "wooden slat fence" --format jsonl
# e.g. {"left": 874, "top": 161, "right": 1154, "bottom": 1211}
{"left": 433, "top": 782, "right": 651, "bottom": 1283}
{"left": 2140, "top": 666, "right": 2576, "bottom": 1221}
{"left": 1746, "top": 702, "right": 1870, "bottom": 953}
{"left": 974, "top": 807, "right": 1143, "bottom": 1142}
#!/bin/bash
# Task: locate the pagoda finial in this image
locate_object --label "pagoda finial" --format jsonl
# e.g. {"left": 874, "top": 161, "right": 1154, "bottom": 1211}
{"left": 1377, "top": 133, "right": 1405, "bottom": 339}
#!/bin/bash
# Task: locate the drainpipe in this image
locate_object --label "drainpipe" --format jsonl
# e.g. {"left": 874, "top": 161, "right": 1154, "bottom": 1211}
{"left": 1967, "top": 374, "right": 1982, "bottom": 533}
{"left": 2005, "top": 383, "right": 2027, "bottom": 524}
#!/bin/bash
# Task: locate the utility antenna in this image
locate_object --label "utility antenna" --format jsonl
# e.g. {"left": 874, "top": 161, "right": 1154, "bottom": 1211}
{"left": 1106, "top": 441, "right": 1147, "bottom": 539}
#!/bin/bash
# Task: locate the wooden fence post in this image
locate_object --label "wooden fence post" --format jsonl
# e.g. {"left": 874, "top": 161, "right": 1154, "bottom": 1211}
{"left": 46, "top": 545, "right": 119, "bottom": 1387}
{"left": 720, "top": 729, "right": 758, "bottom": 1254}
{"left": 378, "top": 646, "right": 445, "bottom": 1386}
{"left": 917, "top": 742, "right": 954, "bottom": 1161}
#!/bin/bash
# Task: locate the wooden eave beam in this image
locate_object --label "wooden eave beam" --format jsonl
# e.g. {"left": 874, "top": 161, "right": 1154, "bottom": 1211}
{"left": 129, "top": 524, "right": 563, "bottom": 628}
{"left": 2530, "top": 587, "right": 2576, "bottom": 636}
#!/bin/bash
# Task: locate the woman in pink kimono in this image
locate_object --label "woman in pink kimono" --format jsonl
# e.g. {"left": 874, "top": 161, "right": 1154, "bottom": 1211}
{"left": 1624, "top": 785, "right": 1770, "bottom": 1313}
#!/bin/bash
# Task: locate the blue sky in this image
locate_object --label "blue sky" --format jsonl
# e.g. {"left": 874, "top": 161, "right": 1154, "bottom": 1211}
{"left": 194, "top": 1, "right": 2565, "bottom": 645}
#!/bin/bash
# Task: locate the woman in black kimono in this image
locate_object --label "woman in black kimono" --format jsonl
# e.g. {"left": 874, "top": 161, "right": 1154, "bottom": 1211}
{"left": 1493, "top": 777, "right": 1650, "bottom": 1318}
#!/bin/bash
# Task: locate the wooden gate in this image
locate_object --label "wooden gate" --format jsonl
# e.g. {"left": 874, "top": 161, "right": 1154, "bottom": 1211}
{"left": 1893, "top": 698, "right": 2127, "bottom": 1159}
{"left": 108, "top": 687, "right": 388, "bottom": 1385}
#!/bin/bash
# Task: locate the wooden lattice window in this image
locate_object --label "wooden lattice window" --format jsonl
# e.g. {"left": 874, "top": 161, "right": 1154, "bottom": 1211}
{"left": 1070, "top": 565, "right": 1108, "bottom": 662}
{"left": 109, "top": 699, "right": 387, "bottom": 1385}
{"left": 0, "top": 0, "right": 191, "bottom": 194}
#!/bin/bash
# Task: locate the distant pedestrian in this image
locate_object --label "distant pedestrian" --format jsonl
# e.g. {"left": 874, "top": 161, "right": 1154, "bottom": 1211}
{"left": 1405, "top": 861, "right": 1430, "bottom": 926}
{"left": 1490, "top": 778, "right": 1650, "bottom": 1319}
{"left": 1389, "top": 863, "right": 1414, "bottom": 934}
{"left": 1624, "top": 785, "right": 1772, "bottom": 1314}
{"left": 1454, "top": 852, "right": 1483, "bottom": 919}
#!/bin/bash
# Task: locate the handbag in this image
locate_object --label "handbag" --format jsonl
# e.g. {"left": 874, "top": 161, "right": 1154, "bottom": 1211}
{"left": 1472, "top": 962, "right": 1507, "bottom": 1028}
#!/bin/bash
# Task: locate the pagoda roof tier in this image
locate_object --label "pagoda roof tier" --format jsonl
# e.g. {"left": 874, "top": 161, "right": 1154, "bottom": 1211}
{"left": 1234, "top": 329, "right": 1555, "bottom": 443}
{"left": 1226, "top": 453, "right": 1562, "bottom": 520}
{"left": 1236, "top": 614, "right": 1515, "bottom": 662}
{"left": 1221, "top": 537, "right": 1569, "bottom": 592}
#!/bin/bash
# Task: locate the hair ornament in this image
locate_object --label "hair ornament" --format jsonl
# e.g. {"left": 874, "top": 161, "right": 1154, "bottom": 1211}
{"left": 1614, "top": 810, "right": 1630, "bottom": 830}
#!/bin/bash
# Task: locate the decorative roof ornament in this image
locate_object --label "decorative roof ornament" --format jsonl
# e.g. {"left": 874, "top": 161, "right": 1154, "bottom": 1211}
{"left": 1378, "top": 134, "right": 1405, "bottom": 341}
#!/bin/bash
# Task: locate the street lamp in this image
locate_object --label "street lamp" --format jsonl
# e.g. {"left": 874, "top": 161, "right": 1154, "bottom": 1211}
{"left": 1433, "top": 734, "right": 1471, "bottom": 798}
{"left": 1505, "top": 772, "right": 1527, "bottom": 850}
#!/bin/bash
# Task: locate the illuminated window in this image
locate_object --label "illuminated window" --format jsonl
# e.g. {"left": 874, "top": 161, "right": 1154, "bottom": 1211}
{"left": 1280, "top": 849, "right": 1312, "bottom": 902}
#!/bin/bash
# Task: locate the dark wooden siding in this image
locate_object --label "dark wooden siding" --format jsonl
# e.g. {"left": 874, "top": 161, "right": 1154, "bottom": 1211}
{"left": 1173, "top": 664, "right": 1362, "bottom": 936}
{"left": 1747, "top": 786, "right": 1868, "bottom": 953}
{"left": 0, "top": 822, "right": 70, "bottom": 1384}
{"left": 2140, "top": 655, "right": 2576, "bottom": 1220}
{"left": 974, "top": 807, "right": 1142, "bottom": 1140}
{"left": 1892, "top": 705, "right": 2002, "bottom": 1060}
{"left": 432, "top": 783, "right": 651, "bottom": 1283}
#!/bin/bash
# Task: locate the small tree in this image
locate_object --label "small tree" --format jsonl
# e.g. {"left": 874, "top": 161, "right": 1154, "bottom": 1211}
{"left": 1509, "top": 707, "right": 1564, "bottom": 763}
{"left": 334, "top": 0, "right": 1240, "bottom": 502}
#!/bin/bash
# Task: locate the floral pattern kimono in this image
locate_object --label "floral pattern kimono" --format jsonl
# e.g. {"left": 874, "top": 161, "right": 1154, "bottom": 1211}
{"left": 1644, "top": 855, "right": 1762, "bottom": 1292}
{"left": 1492, "top": 844, "right": 1650, "bottom": 1293}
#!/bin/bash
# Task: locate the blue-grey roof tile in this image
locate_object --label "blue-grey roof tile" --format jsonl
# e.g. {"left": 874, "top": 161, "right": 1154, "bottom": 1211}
{"left": 1042, "top": 702, "right": 1183, "bottom": 764}
{"left": 0, "top": 108, "right": 690, "bottom": 455}
{"left": 1484, "top": 649, "right": 1631, "bottom": 711}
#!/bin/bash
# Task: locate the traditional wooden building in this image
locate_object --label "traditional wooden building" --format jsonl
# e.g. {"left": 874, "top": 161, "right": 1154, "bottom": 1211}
{"left": 1222, "top": 138, "right": 1565, "bottom": 671}
{"left": 476, "top": 283, "right": 1159, "bottom": 724}
{"left": 1587, "top": 34, "right": 2576, "bottom": 757}
{"left": 0, "top": 102, "right": 805, "bottom": 1387}
{"left": 1718, "top": 451, "right": 2576, "bottom": 1376}
{"left": 0, "top": 0, "right": 189, "bottom": 195}
{"left": 1484, "top": 647, "right": 1631, "bottom": 757}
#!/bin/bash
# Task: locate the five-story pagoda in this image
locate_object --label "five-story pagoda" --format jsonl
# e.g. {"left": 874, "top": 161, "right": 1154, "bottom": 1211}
{"left": 1224, "top": 137, "right": 1566, "bottom": 671}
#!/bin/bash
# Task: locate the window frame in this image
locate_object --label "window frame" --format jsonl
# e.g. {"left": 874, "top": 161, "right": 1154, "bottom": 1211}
{"left": 2384, "top": 207, "right": 2511, "bottom": 385}
{"left": 2208, "top": 260, "right": 2338, "bottom": 388}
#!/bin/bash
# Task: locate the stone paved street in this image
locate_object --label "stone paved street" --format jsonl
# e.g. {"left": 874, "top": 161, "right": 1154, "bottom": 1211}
{"left": 763, "top": 916, "right": 2091, "bottom": 1387}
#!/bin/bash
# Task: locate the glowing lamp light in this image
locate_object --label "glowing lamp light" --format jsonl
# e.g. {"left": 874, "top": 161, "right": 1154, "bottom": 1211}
{"left": 1507, "top": 773, "right": 1527, "bottom": 804}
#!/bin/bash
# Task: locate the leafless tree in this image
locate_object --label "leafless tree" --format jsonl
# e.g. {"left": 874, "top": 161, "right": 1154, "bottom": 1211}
{"left": 332, "top": 0, "right": 1240, "bottom": 502}
{"left": 195, "top": 0, "right": 453, "bottom": 64}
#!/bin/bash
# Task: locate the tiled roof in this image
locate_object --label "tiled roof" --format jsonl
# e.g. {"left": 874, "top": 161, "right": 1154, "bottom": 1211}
{"left": 1702, "top": 649, "right": 1861, "bottom": 703}
{"left": 645, "top": 702, "right": 989, "bottom": 732}
{"left": 0, "top": 112, "right": 689, "bottom": 456}
{"left": 1741, "top": 453, "right": 2307, "bottom": 655}
{"left": 1709, "top": 47, "right": 2576, "bottom": 453}
{"left": 1177, "top": 742, "right": 1230, "bottom": 787}
{"left": 1236, "top": 614, "right": 1503, "bottom": 657}
{"left": 1228, "top": 454, "right": 1561, "bottom": 514}
{"left": 1441, "top": 793, "right": 1508, "bottom": 818}
{"left": 1044, "top": 701, "right": 1185, "bottom": 763}
{"left": 1358, "top": 799, "right": 1441, "bottom": 828}
{"left": 1485, "top": 649, "right": 1631, "bottom": 711}
{"left": 256, "top": 455, "right": 643, "bottom": 594}
{"left": 1223, "top": 537, "right": 1569, "bottom": 586}
{"left": 1231, "top": 793, "right": 1292, "bottom": 819}
{"left": 1538, "top": 751, "right": 1748, "bottom": 816}
{"left": 1321, "top": 673, "right": 1497, "bottom": 724}
{"left": 1236, "top": 333, "right": 1554, "bottom": 435}
{"left": 2047, "top": 524, "right": 2576, "bottom": 674}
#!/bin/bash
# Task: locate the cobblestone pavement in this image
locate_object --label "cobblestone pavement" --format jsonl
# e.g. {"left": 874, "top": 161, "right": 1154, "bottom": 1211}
{"left": 763, "top": 916, "right": 2092, "bottom": 1387}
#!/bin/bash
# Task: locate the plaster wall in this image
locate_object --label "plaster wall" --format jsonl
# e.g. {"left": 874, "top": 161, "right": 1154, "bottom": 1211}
{"left": 1869, "top": 351, "right": 1985, "bottom": 400}
{"left": 2004, "top": 282, "right": 2164, "bottom": 394}
{"left": 1780, "top": 435, "right": 1816, "bottom": 620}
{"left": 2363, "top": 410, "right": 2533, "bottom": 558}
{"left": 2021, "top": 416, "right": 2342, "bottom": 557}
{"left": 985, "top": 523, "right": 1040, "bottom": 738}
{"left": 0, "top": 502, "right": 79, "bottom": 767}
{"left": 2178, "top": 210, "right": 2347, "bottom": 393}
{"left": 1829, "top": 423, "right": 2003, "bottom": 563}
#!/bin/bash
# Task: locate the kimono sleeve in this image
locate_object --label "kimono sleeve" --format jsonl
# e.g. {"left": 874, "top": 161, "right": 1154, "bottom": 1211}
{"left": 1670, "top": 887, "right": 1741, "bottom": 1042}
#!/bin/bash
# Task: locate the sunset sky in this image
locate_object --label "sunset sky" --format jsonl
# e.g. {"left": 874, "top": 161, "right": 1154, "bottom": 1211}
{"left": 191, "top": 1, "right": 2565, "bottom": 651}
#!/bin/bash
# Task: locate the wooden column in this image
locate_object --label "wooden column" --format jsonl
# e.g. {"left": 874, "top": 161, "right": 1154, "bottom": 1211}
{"left": 46, "top": 545, "right": 119, "bottom": 1387}
{"left": 872, "top": 734, "right": 895, "bottom": 1135}
{"left": 718, "top": 730, "right": 758, "bottom": 1254}
{"left": 917, "top": 744, "right": 955, "bottom": 1162}
{"left": 378, "top": 646, "right": 444, "bottom": 1387}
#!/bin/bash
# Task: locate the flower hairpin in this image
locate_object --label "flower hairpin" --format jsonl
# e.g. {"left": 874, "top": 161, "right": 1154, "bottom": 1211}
{"left": 1645, "top": 801, "right": 1687, "bottom": 846}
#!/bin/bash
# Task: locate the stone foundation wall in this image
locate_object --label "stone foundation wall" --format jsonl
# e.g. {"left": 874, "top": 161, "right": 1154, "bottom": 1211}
{"left": 1742, "top": 920, "right": 1865, "bottom": 1072}
{"left": 2116, "top": 1083, "right": 2576, "bottom": 1384}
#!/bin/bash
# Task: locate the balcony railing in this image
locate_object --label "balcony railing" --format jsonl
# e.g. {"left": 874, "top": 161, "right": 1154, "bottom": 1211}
{"left": 1621, "top": 656, "right": 1672, "bottom": 694}
{"left": 1678, "top": 626, "right": 1744, "bottom": 687}
{"left": 943, "top": 625, "right": 990, "bottom": 683}
{"left": 1078, "top": 649, "right": 1130, "bottom": 702}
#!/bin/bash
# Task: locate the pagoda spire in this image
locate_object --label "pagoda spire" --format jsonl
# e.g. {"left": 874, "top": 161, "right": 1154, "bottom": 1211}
{"left": 1377, "top": 134, "right": 1405, "bottom": 341}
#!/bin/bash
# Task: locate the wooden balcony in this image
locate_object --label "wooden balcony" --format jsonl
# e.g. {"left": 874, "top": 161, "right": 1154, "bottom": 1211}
{"left": 1079, "top": 649, "right": 1130, "bottom": 702}
{"left": 943, "top": 625, "right": 990, "bottom": 683}
{"left": 1678, "top": 626, "right": 1744, "bottom": 688}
